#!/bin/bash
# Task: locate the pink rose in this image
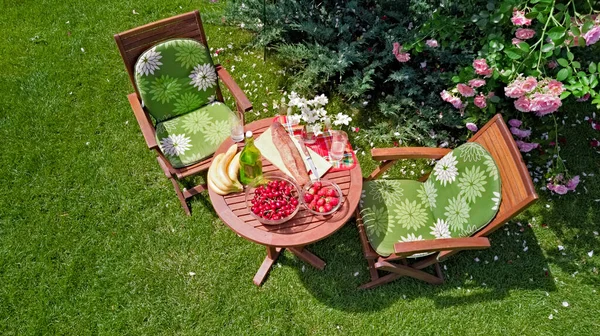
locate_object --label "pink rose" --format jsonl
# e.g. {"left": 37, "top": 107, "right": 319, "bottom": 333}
{"left": 393, "top": 42, "right": 411, "bottom": 62}
{"left": 466, "top": 122, "right": 478, "bottom": 132}
{"left": 521, "top": 76, "right": 538, "bottom": 92}
{"left": 510, "top": 127, "right": 531, "bottom": 138}
{"left": 516, "top": 28, "right": 536, "bottom": 40}
{"left": 473, "top": 58, "right": 491, "bottom": 76}
{"left": 450, "top": 97, "right": 465, "bottom": 109}
{"left": 508, "top": 119, "right": 522, "bottom": 127}
{"left": 440, "top": 90, "right": 453, "bottom": 102}
{"left": 457, "top": 83, "right": 475, "bottom": 97}
{"left": 505, "top": 80, "right": 525, "bottom": 98}
{"left": 546, "top": 79, "right": 564, "bottom": 95}
{"left": 547, "top": 60, "right": 558, "bottom": 69}
{"left": 426, "top": 39, "right": 439, "bottom": 48}
{"left": 566, "top": 175, "right": 580, "bottom": 191}
{"left": 530, "top": 93, "right": 562, "bottom": 116}
{"left": 511, "top": 10, "right": 532, "bottom": 26}
{"left": 469, "top": 79, "right": 486, "bottom": 88}
{"left": 474, "top": 94, "right": 487, "bottom": 108}
{"left": 514, "top": 96, "right": 531, "bottom": 112}
{"left": 583, "top": 25, "right": 600, "bottom": 46}
{"left": 516, "top": 140, "right": 539, "bottom": 152}
{"left": 553, "top": 184, "right": 569, "bottom": 195}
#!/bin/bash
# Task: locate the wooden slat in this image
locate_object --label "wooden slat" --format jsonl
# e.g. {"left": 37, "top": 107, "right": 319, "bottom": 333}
{"left": 121, "top": 17, "right": 198, "bottom": 47}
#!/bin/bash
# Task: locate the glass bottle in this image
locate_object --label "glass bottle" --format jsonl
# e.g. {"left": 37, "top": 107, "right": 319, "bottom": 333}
{"left": 239, "top": 131, "right": 263, "bottom": 185}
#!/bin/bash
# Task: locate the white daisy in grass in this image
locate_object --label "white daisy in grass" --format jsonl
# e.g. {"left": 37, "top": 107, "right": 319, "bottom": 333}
{"left": 203, "top": 120, "right": 230, "bottom": 146}
{"left": 361, "top": 205, "right": 393, "bottom": 238}
{"left": 150, "top": 75, "right": 182, "bottom": 104}
{"left": 160, "top": 134, "right": 192, "bottom": 156}
{"left": 483, "top": 155, "right": 499, "bottom": 180}
{"left": 368, "top": 180, "right": 404, "bottom": 203}
{"left": 417, "top": 179, "right": 437, "bottom": 210}
{"left": 444, "top": 195, "right": 470, "bottom": 231}
{"left": 136, "top": 48, "right": 162, "bottom": 76}
{"left": 460, "top": 142, "right": 486, "bottom": 162}
{"left": 189, "top": 63, "right": 217, "bottom": 91}
{"left": 433, "top": 152, "right": 459, "bottom": 186}
{"left": 399, "top": 233, "right": 423, "bottom": 242}
{"left": 458, "top": 165, "right": 488, "bottom": 203}
{"left": 491, "top": 191, "right": 501, "bottom": 211}
{"left": 174, "top": 93, "right": 203, "bottom": 115}
{"left": 175, "top": 41, "right": 207, "bottom": 69}
{"left": 430, "top": 218, "right": 451, "bottom": 239}
{"left": 181, "top": 110, "right": 212, "bottom": 134}
{"left": 393, "top": 199, "right": 429, "bottom": 231}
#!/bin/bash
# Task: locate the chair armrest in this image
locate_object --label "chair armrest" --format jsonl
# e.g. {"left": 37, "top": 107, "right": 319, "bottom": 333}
{"left": 127, "top": 93, "right": 158, "bottom": 150}
{"left": 215, "top": 64, "right": 252, "bottom": 113}
{"left": 393, "top": 237, "right": 490, "bottom": 255}
{"left": 371, "top": 147, "right": 451, "bottom": 161}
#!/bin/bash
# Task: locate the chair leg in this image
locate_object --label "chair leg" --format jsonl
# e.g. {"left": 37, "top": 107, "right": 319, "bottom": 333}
{"left": 367, "top": 258, "right": 379, "bottom": 281}
{"left": 375, "top": 260, "right": 444, "bottom": 285}
{"left": 169, "top": 176, "right": 191, "bottom": 216}
{"left": 359, "top": 273, "right": 403, "bottom": 290}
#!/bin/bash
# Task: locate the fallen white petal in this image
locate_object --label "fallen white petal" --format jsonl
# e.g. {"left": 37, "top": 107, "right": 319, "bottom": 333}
{"left": 588, "top": 251, "right": 594, "bottom": 257}
{"left": 558, "top": 245, "right": 565, "bottom": 251}
{"left": 188, "top": 272, "right": 196, "bottom": 276}
{"left": 562, "top": 301, "right": 569, "bottom": 307}
{"left": 548, "top": 314, "right": 553, "bottom": 320}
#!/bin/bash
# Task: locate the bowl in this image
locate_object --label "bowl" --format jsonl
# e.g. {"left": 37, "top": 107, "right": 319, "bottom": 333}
{"left": 245, "top": 173, "right": 301, "bottom": 225}
{"left": 300, "top": 179, "right": 344, "bottom": 216}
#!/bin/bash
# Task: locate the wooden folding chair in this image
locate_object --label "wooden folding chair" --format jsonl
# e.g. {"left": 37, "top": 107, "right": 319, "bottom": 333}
{"left": 356, "top": 114, "right": 538, "bottom": 289}
{"left": 114, "top": 11, "right": 252, "bottom": 215}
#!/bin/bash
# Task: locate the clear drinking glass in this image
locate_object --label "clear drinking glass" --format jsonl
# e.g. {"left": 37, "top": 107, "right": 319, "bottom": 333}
{"left": 230, "top": 114, "right": 244, "bottom": 142}
{"left": 329, "top": 130, "right": 348, "bottom": 161}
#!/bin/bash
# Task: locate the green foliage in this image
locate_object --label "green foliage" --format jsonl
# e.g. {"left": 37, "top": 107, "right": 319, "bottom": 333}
{"left": 226, "top": 0, "right": 491, "bottom": 145}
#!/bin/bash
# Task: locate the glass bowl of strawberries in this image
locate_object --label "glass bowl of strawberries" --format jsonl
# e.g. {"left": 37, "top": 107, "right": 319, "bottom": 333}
{"left": 245, "top": 173, "right": 301, "bottom": 225}
{"left": 300, "top": 180, "right": 343, "bottom": 216}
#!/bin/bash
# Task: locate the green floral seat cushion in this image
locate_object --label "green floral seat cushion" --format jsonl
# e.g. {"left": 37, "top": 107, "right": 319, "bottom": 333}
{"left": 155, "top": 102, "right": 235, "bottom": 168}
{"left": 134, "top": 38, "right": 218, "bottom": 122}
{"left": 361, "top": 142, "right": 501, "bottom": 257}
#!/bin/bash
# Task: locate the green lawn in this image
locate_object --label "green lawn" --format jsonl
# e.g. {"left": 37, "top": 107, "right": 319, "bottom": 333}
{"left": 1, "top": 0, "right": 599, "bottom": 334}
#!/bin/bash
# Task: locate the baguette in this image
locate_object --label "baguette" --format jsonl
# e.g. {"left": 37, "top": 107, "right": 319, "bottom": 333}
{"left": 270, "top": 122, "right": 310, "bottom": 186}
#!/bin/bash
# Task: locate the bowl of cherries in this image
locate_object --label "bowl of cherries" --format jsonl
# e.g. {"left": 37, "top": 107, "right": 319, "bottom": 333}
{"left": 246, "top": 173, "right": 301, "bottom": 225}
{"left": 300, "top": 180, "right": 343, "bottom": 216}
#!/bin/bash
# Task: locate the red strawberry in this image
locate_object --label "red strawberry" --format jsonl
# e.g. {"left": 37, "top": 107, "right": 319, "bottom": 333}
{"left": 318, "top": 188, "right": 328, "bottom": 197}
{"left": 312, "top": 182, "right": 322, "bottom": 190}
{"left": 308, "top": 187, "right": 316, "bottom": 195}
{"left": 304, "top": 194, "right": 314, "bottom": 203}
{"left": 326, "top": 188, "right": 337, "bottom": 197}
{"left": 316, "top": 198, "right": 325, "bottom": 206}
{"left": 324, "top": 204, "right": 333, "bottom": 212}
{"left": 318, "top": 206, "right": 326, "bottom": 213}
{"left": 328, "top": 197, "right": 339, "bottom": 206}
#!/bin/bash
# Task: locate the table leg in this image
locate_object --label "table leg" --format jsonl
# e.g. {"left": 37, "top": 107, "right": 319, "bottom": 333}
{"left": 289, "top": 246, "right": 326, "bottom": 270}
{"left": 253, "top": 246, "right": 283, "bottom": 286}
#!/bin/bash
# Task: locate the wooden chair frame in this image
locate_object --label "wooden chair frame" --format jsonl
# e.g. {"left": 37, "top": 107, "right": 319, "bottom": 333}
{"left": 114, "top": 10, "right": 252, "bottom": 215}
{"left": 356, "top": 114, "right": 538, "bottom": 289}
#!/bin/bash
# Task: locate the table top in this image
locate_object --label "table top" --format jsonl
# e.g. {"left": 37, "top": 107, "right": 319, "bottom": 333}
{"left": 208, "top": 118, "right": 363, "bottom": 247}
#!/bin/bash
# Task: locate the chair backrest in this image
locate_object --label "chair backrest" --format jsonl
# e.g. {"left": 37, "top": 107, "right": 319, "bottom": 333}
{"left": 468, "top": 114, "right": 538, "bottom": 237}
{"left": 114, "top": 10, "right": 220, "bottom": 101}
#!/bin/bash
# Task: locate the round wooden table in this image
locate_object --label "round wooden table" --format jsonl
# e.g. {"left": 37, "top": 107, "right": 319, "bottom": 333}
{"left": 208, "top": 118, "right": 363, "bottom": 286}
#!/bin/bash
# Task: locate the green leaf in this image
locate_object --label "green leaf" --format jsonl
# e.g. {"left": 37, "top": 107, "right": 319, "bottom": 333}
{"left": 492, "top": 13, "right": 504, "bottom": 23}
{"left": 452, "top": 75, "right": 461, "bottom": 83}
{"left": 541, "top": 43, "right": 554, "bottom": 52}
{"left": 578, "top": 37, "right": 586, "bottom": 46}
{"left": 486, "top": 2, "right": 495, "bottom": 10}
{"left": 504, "top": 47, "right": 522, "bottom": 60}
{"left": 567, "top": 51, "right": 574, "bottom": 61}
{"left": 490, "top": 95, "right": 501, "bottom": 103}
{"left": 589, "top": 62, "right": 597, "bottom": 73}
{"left": 581, "top": 75, "right": 590, "bottom": 86}
{"left": 570, "top": 25, "right": 581, "bottom": 36}
{"left": 477, "top": 18, "right": 488, "bottom": 28}
{"left": 572, "top": 61, "right": 581, "bottom": 69}
{"left": 582, "top": 21, "right": 594, "bottom": 34}
{"left": 547, "top": 27, "right": 566, "bottom": 40}
{"left": 557, "top": 58, "right": 569, "bottom": 67}
{"left": 518, "top": 42, "right": 530, "bottom": 52}
{"left": 471, "top": 15, "right": 479, "bottom": 23}
{"left": 557, "top": 68, "right": 569, "bottom": 81}
{"left": 560, "top": 91, "right": 571, "bottom": 99}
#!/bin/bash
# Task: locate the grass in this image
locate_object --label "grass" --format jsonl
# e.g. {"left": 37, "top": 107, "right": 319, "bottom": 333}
{"left": 1, "top": 0, "right": 599, "bottom": 334}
